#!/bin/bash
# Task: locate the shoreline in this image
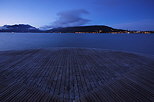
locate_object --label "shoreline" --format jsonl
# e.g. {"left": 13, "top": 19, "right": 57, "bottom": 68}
{"left": 0, "top": 32, "right": 154, "bottom": 34}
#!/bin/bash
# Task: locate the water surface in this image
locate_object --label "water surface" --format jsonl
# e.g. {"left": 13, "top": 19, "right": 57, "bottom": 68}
{"left": 0, "top": 33, "right": 154, "bottom": 55}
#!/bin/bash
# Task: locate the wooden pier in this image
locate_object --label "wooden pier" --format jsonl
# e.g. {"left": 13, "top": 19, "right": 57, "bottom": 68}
{"left": 0, "top": 48, "right": 153, "bottom": 102}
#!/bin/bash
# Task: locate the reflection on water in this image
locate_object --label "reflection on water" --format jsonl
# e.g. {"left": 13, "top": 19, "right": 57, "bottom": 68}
{"left": 0, "top": 33, "right": 154, "bottom": 55}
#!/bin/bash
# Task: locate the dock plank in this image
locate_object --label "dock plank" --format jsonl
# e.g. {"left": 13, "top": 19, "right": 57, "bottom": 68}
{"left": 0, "top": 48, "right": 154, "bottom": 102}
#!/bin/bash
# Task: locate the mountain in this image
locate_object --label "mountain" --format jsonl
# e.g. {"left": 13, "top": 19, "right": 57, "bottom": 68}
{"left": 0, "top": 25, "right": 125, "bottom": 33}
{"left": 0, "top": 24, "right": 40, "bottom": 32}
{"left": 0, "top": 24, "right": 153, "bottom": 33}
{"left": 47, "top": 25, "right": 125, "bottom": 33}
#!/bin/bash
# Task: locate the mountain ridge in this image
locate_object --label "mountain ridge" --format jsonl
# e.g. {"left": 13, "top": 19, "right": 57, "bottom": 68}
{"left": 0, "top": 24, "right": 153, "bottom": 33}
{"left": 47, "top": 25, "right": 125, "bottom": 33}
{"left": 0, "top": 24, "right": 40, "bottom": 32}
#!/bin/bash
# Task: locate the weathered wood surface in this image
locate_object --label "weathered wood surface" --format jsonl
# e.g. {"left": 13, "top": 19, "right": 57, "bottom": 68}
{"left": 0, "top": 48, "right": 154, "bottom": 102}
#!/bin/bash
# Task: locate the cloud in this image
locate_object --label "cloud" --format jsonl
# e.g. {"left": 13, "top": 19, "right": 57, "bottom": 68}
{"left": 42, "top": 9, "right": 90, "bottom": 29}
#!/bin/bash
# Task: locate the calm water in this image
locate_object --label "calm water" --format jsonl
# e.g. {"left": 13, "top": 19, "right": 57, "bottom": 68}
{"left": 0, "top": 33, "right": 154, "bottom": 55}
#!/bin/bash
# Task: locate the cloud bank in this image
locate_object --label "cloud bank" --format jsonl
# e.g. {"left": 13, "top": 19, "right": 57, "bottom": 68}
{"left": 42, "top": 9, "right": 90, "bottom": 29}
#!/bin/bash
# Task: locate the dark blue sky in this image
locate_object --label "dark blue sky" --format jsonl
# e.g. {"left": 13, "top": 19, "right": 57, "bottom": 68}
{"left": 0, "top": 0, "right": 154, "bottom": 30}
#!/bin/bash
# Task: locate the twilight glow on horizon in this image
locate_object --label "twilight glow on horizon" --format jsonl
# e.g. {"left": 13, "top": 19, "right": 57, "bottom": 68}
{"left": 0, "top": 0, "right": 154, "bottom": 30}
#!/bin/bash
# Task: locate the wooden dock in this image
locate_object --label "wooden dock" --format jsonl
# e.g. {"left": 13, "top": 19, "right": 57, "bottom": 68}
{"left": 0, "top": 48, "right": 153, "bottom": 102}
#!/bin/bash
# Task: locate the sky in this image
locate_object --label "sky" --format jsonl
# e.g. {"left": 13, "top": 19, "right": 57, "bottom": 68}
{"left": 0, "top": 0, "right": 154, "bottom": 30}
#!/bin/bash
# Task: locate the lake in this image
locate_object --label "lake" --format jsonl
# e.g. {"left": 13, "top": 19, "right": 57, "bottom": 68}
{"left": 0, "top": 33, "right": 154, "bottom": 55}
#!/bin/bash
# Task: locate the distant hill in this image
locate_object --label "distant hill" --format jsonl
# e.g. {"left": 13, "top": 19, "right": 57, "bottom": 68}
{"left": 0, "top": 24, "right": 40, "bottom": 32}
{"left": 0, "top": 24, "right": 153, "bottom": 33}
{"left": 47, "top": 25, "right": 125, "bottom": 33}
